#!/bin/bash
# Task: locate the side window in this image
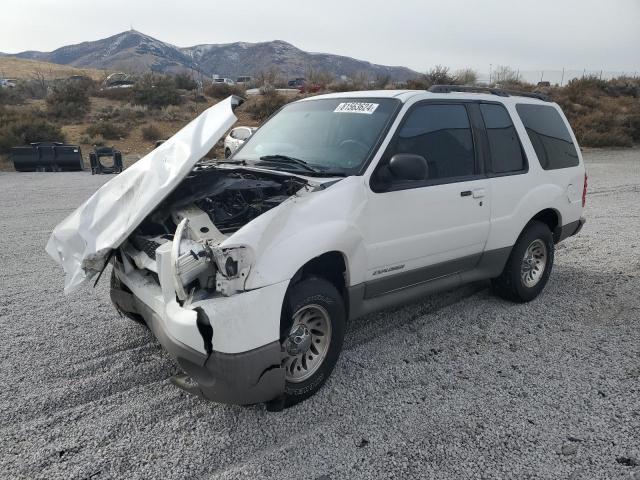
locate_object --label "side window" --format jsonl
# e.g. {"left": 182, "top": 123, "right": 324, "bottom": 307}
{"left": 389, "top": 104, "right": 475, "bottom": 182}
{"left": 479, "top": 104, "right": 526, "bottom": 174}
{"left": 515, "top": 104, "right": 579, "bottom": 170}
{"left": 229, "top": 129, "right": 238, "bottom": 139}
{"left": 237, "top": 128, "right": 251, "bottom": 140}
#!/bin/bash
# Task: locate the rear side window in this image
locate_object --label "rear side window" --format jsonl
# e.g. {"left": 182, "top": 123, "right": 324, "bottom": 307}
{"left": 392, "top": 104, "right": 475, "bottom": 181}
{"left": 516, "top": 104, "right": 579, "bottom": 170}
{"left": 479, "top": 104, "right": 526, "bottom": 174}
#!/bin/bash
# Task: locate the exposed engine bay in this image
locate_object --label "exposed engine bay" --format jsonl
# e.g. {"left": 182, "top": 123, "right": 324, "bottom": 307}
{"left": 118, "top": 166, "right": 308, "bottom": 300}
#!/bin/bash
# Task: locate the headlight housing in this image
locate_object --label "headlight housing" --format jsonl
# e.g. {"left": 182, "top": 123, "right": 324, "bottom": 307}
{"left": 212, "top": 245, "right": 253, "bottom": 296}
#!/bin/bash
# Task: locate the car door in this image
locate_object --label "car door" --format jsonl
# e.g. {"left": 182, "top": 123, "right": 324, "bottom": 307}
{"left": 363, "top": 102, "right": 491, "bottom": 295}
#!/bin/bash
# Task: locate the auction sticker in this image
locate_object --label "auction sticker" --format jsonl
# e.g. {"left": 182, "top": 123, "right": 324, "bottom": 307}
{"left": 334, "top": 102, "right": 379, "bottom": 114}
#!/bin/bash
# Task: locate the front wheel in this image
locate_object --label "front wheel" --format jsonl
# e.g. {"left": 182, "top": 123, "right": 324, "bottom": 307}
{"left": 491, "top": 221, "right": 555, "bottom": 302}
{"left": 280, "top": 276, "right": 345, "bottom": 407}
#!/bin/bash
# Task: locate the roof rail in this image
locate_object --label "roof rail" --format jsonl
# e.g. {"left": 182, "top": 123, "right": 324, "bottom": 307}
{"left": 428, "top": 85, "right": 551, "bottom": 102}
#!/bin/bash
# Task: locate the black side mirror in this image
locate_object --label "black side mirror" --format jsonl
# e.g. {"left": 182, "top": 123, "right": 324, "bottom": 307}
{"left": 388, "top": 153, "right": 429, "bottom": 181}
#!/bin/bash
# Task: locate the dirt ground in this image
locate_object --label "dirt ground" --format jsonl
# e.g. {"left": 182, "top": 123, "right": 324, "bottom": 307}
{"left": 0, "top": 149, "right": 639, "bottom": 479}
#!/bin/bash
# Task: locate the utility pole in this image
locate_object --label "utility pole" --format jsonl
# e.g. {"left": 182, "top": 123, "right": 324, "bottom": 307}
{"left": 560, "top": 67, "right": 565, "bottom": 87}
{"left": 540, "top": 71, "right": 544, "bottom": 83}
{"left": 489, "top": 64, "right": 492, "bottom": 84}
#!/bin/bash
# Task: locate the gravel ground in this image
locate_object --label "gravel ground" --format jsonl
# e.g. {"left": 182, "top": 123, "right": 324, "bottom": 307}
{"left": 1, "top": 149, "right": 639, "bottom": 480}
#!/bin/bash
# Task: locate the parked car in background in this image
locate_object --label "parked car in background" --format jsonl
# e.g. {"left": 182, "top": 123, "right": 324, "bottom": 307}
{"left": 213, "top": 77, "right": 235, "bottom": 85}
{"left": 224, "top": 126, "right": 256, "bottom": 158}
{"left": 0, "top": 78, "right": 17, "bottom": 88}
{"left": 236, "top": 76, "right": 252, "bottom": 85}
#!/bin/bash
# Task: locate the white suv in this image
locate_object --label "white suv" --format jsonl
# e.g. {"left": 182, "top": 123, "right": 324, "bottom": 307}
{"left": 47, "top": 89, "right": 586, "bottom": 409}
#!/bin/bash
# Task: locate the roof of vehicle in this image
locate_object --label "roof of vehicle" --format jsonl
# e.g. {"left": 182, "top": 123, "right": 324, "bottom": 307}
{"left": 299, "top": 87, "right": 554, "bottom": 106}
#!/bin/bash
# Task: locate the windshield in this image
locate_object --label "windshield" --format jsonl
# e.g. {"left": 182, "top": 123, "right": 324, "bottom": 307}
{"left": 233, "top": 97, "right": 400, "bottom": 175}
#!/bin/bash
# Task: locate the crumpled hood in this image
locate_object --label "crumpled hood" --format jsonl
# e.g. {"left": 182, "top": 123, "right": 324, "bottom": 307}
{"left": 46, "top": 96, "right": 239, "bottom": 293}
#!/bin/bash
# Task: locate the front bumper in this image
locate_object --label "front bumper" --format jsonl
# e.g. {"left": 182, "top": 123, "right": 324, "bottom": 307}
{"left": 110, "top": 270, "right": 288, "bottom": 405}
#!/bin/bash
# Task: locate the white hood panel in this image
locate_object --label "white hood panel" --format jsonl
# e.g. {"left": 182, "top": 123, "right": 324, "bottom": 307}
{"left": 46, "top": 96, "right": 238, "bottom": 293}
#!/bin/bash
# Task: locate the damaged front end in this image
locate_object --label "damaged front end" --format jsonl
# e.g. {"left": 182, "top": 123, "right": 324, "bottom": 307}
{"left": 109, "top": 167, "right": 310, "bottom": 405}
{"left": 47, "top": 96, "right": 305, "bottom": 405}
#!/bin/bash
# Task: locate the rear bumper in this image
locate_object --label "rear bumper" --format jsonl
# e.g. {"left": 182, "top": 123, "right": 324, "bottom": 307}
{"left": 110, "top": 273, "right": 286, "bottom": 405}
{"left": 555, "top": 216, "right": 586, "bottom": 243}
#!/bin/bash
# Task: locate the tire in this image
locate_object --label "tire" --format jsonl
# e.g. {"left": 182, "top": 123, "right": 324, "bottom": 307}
{"left": 224, "top": 148, "right": 232, "bottom": 159}
{"left": 280, "top": 276, "right": 345, "bottom": 407}
{"left": 492, "top": 220, "right": 554, "bottom": 303}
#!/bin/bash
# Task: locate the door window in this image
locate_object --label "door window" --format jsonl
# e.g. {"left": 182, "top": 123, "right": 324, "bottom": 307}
{"left": 374, "top": 103, "right": 476, "bottom": 189}
{"left": 479, "top": 104, "right": 527, "bottom": 174}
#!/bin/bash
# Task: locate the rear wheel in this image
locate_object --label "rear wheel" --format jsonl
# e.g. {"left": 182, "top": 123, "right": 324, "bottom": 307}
{"left": 492, "top": 221, "right": 554, "bottom": 302}
{"left": 280, "top": 276, "right": 345, "bottom": 407}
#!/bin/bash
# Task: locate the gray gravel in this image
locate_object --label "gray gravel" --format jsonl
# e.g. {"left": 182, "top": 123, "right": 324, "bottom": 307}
{"left": 1, "top": 149, "right": 639, "bottom": 480}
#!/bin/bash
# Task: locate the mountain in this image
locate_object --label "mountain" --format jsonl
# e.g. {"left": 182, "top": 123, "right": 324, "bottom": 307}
{"left": 7, "top": 30, "right": 419, "bottom": 81}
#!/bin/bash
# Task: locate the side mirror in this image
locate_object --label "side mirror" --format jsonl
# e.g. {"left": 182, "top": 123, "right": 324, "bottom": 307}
{"left": 388, "top": 153, "right": 429, "bottom": 181}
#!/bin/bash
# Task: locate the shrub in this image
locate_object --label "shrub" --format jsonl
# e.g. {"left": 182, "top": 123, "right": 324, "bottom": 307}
{"left": 46, "top": 82, "right": 91, "bottom": 119}
{"left": 157, "top": 105, "right": 187, "bottom": 122}
{"left": 131, "top": 74, "right": 182, "bottom": 109}
{"left": 141, "top": 124, "right": 162, "bottom": 141}
{"left": 454, "top": 68, "right": 478, "bottom": 85}
{"left": 0, "top": 84, "right": 29, "bottom": 105}
{"left": 93, "top": 87, "right": 134, "bottom": 102}
{"left": 174, "top": 73, "right": 198, "bottom": 91}
{"left": 0, "top": 109, "right": 65, "bottom": 153}
{"left": 205, "top": 83, "right": 245, "bottom": 99}
{"left": 94, "top": 105, "right": 146, "bottom": 124}
{"left": 426, "top": 65, "right": 456, "bottom": 86}
{"left": 85, "top": 120, "right": 128, "bottom": 140}
{"left": 241, "top": 91, "right": 291, "bottom": 120}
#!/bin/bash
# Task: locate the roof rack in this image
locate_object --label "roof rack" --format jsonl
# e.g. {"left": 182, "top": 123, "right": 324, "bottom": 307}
{"left": 428, "top": 85, "right": 551, "bottom": 102}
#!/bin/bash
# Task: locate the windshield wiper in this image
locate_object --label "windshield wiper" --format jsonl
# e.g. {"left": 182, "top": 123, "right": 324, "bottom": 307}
{"left": 257, "top": 154, "right": 321, "bottom": 173}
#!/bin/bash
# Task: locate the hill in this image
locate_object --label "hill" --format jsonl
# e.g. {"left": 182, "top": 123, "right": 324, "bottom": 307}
{"left": 6, "top": 30, "right": 419, "bottom": 81}
{"left": 0, "top": 57, "right": 106, "bottom": 81}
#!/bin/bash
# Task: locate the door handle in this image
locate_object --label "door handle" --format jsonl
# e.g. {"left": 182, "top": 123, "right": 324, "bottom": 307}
{"left": 460, "top": 190, "right": 472, "bottom": 197}
{"left": 472, "top": 188, "right": 486, "bottom": 199}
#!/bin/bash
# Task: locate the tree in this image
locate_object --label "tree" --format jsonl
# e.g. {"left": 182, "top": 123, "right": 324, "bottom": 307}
{"left": 454, "top": 68, "right": 478, "bottom": 85}
{"left": 492, "top": 65, "right": 520, "bottom": 85}
{"left": 46, "top": 81, "right": 91, "bottom": 119}
{"left": 131, "top": 74, "right": 182, "bottom": 109}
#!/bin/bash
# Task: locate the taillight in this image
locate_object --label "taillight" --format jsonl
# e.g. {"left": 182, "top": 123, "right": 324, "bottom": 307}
{"left": 582, "top": 173, "right": 588, "bottom": 208}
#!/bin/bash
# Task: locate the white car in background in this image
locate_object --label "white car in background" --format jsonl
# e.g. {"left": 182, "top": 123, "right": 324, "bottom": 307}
{"left": 224, "top": 126, "right": 256, "bottom": 158}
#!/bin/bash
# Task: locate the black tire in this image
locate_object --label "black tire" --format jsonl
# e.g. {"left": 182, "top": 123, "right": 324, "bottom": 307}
{"left": 110, "top": 270, "right": 146, "bottom": 325}
{"left": 224, "top": 148, "right": 232, "bottom": 159}
{"left": 280, "top": 276, "right": 345, "bottom": 407}
{"left": 492, "top": 220, "right": 554, "bottom": 302}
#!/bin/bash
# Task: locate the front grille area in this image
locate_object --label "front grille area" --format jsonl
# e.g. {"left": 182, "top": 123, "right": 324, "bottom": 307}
{"left": 131, "top": 237, "right": 162, "bottom": 260}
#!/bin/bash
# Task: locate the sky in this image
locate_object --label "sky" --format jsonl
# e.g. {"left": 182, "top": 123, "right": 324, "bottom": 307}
{"left": 1, "top": 0, "right": 639, "bottom": 76}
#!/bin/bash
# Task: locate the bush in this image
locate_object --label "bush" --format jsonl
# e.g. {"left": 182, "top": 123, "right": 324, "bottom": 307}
{"left": 174, "top": 73, "right": 198, "bottom": 91}
{"left": 46, "top": 82, "right": 91, "bottom": 119}
{"left": 131, "top": 74, "right": 182, "bottom": 109}
{"left": 141, "top": 124, "right": 162, "bottom": 142}
{"left": 205, "top": 83, "right": 245, "bottom": 99}
{"left": 0, "top": 109, "right": 65, "bottom": 153}
{"left": 85, "top": 120, "right": 128, "bottom": 140}
{"left": 241, "top": 91, "right": 291, "bottom": 120}
{"left": 93, "top": 87, "right": 134, "bottom": 102}
{"left": 0, "top": 86, "right": 26, "bottom": 105}
{"left": 94, "top": 105, "right": 146, "bottom": 124}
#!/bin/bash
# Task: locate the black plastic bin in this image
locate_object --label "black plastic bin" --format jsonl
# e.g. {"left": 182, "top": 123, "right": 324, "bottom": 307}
{"left": 89, "top": 147, "right": 123, "bottom": 174}
{"left": 11, "top": 142, "right": 84, "bottom": 172}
